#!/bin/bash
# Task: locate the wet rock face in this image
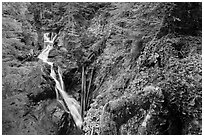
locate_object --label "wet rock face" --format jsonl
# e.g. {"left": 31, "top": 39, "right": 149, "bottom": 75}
{"left": 2, "top": 94, "right": 28, "bottom": 134}
{"left": 2, "top": 64, "right": 62, "bottom": 135}
{"left": 2, "top": 62, "right": 82, "bottom": 135}
{"left": 2, "top": 93, "right": 64, "bottom": 134}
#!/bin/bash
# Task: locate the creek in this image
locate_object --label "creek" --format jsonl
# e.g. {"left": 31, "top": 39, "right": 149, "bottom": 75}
{"left": 37, "top": 32, "right": 83, "bottom": 129}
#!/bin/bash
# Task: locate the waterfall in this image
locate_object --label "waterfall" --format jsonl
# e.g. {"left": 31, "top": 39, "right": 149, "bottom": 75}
{"left": 38, "top": 33, "right": 82, "bottom": 129}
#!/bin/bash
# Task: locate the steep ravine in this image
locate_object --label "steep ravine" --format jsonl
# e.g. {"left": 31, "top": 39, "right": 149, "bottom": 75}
{"left": 2, "top": 2, "right": 202, "bottom": 135}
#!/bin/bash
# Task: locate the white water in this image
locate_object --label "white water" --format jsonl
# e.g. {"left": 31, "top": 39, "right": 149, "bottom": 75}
{"left": 38, "top": 33, "right": 82, "bottom": 128}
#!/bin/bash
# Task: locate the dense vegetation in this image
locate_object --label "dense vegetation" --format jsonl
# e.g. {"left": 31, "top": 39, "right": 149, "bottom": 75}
{"left": 2, "top": 2, "right": 202, "bottom": 135}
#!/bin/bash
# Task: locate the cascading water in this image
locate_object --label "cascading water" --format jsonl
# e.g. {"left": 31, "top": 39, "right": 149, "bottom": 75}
{"left": 37, "top": 32, "right": 82, "bottom": 129}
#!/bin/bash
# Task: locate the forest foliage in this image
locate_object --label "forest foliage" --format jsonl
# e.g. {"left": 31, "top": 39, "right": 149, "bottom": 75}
{"left": 2, "top": 2, "right": 202, "bottom": 135}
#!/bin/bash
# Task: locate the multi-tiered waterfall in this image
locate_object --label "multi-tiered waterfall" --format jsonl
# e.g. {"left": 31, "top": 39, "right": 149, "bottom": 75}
{"left": 38, "top": 33, "right": 82, "bottom": 129}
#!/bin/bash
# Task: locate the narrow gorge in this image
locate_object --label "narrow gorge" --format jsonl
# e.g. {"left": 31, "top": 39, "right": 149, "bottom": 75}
{"left": 2, "top": 2, "right": 202, "bottom": 135}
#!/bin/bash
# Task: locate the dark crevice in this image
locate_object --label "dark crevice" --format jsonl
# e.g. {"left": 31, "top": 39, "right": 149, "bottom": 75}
{"left": 57, "top": 112, "right": 83, "bottom": 135}
{"left": 27, "top": 87, "right": 56, "bottom": 104}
